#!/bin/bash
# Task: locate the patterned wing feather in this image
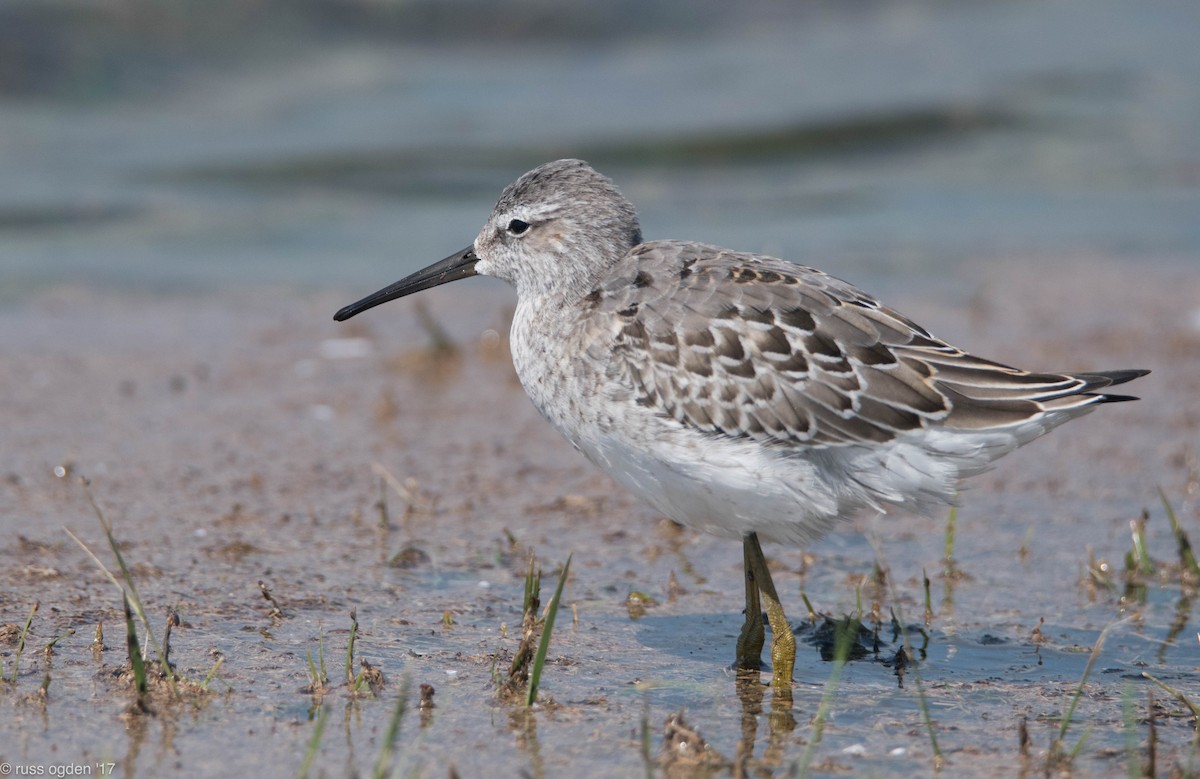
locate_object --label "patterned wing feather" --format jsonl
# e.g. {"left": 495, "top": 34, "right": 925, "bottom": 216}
{"left": 587, "top": 242, "right": 951, "bottom": 447}
{"left": 585, "top": 241, "right": 1146, "bottom": 448}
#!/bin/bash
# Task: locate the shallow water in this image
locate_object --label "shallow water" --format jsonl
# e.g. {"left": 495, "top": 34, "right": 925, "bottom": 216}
{"left": 1, "top": 2, "right": 1198, "bottom": 776}
{"left": 1, "top": 261, "right": 1197, "bottom": 777}
{"left": 0, "top": 0, "right": 1198, "bottom": 303}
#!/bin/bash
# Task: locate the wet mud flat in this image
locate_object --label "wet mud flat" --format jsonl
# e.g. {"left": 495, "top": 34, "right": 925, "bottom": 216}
{"left": 0, "top": 259, "right": 1197, "bottom": 777}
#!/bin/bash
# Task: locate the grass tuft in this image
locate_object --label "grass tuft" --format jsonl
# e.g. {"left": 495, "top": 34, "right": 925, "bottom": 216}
{"left": 497, "top": 552, "right": 572, "bottom": 705}
{"left": 305, "top": 631, "right": 329, "bottom": 696}
{"left": 1125, "top": 510, "right": 1156, "bottom": 578}
{"left": 527, "top": 554, "right": 571, "bottom": 706}
{"left": 67, "top": 479, "right": 179, "bottom": 698}
{"left": 501, "top": 557, "right": 541, "bottom": 698}
{"left": 1159, "top": 487, "right": 1200, "bottom": 582}
{"left": 339, "top": 607, "right": 384, "bottom": 697}
{"left": 7, "top": 601, "right": 39, "bottom": 684}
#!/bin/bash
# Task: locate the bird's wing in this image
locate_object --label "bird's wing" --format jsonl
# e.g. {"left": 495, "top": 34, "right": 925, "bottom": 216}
{"left": 583, "top": 241, "right": 1135, "bottom": 448}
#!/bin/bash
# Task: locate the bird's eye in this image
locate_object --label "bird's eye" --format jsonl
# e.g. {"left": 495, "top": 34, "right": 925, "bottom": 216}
{"left": 506, "top": 219, "right": 531, "bottom": 236}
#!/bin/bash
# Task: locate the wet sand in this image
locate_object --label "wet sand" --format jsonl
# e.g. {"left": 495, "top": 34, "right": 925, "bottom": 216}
{"left": 1, "top": 258, "right": 1197, "bottom": 777}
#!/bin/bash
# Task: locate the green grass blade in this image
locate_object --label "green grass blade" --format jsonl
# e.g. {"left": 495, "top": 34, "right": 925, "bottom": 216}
{"left": 797, "top": 616, "right": 852, "bottom": 777}
{"left": 1058, "top": 618, "right": 1130, "bottom": 744}
{"left": 1142, "top": 671, "right": 1200, "bottom": 718}
{"left": 1128, "top": 511, "right": 1155, "bottom": 576}
{"left": 1159, "top": 487, "right": 1200, "bottom": 578}
{"left": 639, "top": 695, "right": 653, "bottom": 779}
{"left": 44, "top": 628, "right": 75, "bottom": 652}
{"left": 306, "top": 649, "right": 320, "bottom": 688}
{"left": 124, "top": 596, "right": 148, "bottom": 708}
{"left": 372, "top": 677, "right": 411, "bottom": 779}
{"left": 801, "top": 592, "right": 818, "bottom": 623}
{"left": 864, "top": 533, "right": 942, "bottom": 769}
{"left": 201, "top": 657, "right": 224, "bottom": 691}
{"left": 527, "top": 554, "right": 571, "bottom": 706}
{"left": 346, "top": 610, "right": 359, "bottom": 685}
{"left": 8, "top": 601, "right": 39, "bottom": 684}
{"left": 298, "top": 704, "right": 329, "bottom": 779}
{"left": 71, "top": 481, "right": 179, "bottom": 696}
{"left": 523, "top": 555, "right": 538, "bottom": 614}
{"left": 1121, "top": 682, "right": 1141, "bottom": 779}
{"left": 943, "top": 506, "right": 958, "bottom": 567}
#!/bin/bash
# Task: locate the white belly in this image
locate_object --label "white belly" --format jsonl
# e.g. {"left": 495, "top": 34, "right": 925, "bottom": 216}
{"left": 576, "top": 426, "right": 846, "bottom": 545}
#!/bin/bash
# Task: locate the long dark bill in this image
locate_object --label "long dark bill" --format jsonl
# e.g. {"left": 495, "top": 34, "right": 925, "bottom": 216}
{"left": 333, "top": 246, "right": 479, "bottom": 321}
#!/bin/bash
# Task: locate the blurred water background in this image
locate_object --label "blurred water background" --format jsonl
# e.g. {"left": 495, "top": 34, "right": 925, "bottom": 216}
{"left": 1, "top": 0, "right": 1197, "bottom": 304}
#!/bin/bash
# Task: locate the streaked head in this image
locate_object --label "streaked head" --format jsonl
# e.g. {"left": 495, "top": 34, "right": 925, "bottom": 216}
{"left": 334, "top": 159, "right": 641, "bottom": 321}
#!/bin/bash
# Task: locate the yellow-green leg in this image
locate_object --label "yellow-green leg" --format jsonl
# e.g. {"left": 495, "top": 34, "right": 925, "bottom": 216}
{"left": 741, "top": 532, "right": 795, "bottom": 686}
